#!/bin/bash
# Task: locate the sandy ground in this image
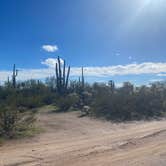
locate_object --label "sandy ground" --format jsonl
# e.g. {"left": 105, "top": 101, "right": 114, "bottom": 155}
{"left": 1, "top": 106, "right": 166, "bottom": 166}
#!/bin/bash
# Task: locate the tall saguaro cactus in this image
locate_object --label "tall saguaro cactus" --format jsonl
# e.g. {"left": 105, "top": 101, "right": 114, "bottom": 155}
{"left": 12, "top": 64, "right": 18, "bottom": 88}
{"left": 108, "top": 80, "right": 115, "bottom": 93}
{"left": 65, "top": 65, "right": 70, "bottom": 90}
{"left": 81, "top": 67, "right": 85, "bottom": 89}
{"left": 55, "top": 56, "right": 70, "bottom": 95}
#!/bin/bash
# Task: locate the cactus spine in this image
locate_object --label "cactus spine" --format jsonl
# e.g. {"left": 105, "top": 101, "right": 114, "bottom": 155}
{"left": 12, "top": 64, "right": 18, "bottom": 88}
{"left": 55, "top": 56, "right": 70, "bottom": 95}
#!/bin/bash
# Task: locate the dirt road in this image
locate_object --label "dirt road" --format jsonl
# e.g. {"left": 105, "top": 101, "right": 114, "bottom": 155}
{"left": 1, "top": 106, "right": 166, "bottom": 166}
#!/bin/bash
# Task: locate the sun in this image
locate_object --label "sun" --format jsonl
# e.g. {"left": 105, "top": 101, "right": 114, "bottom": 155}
{"left": 135, "top": 0, "right": 165, "bottom": 16}
{"left": 143, "top": 0, "right": 152, "bottom": 6}
{"left": 141, "top": 0, "right": 165, "bottom": 8}
{"left": 119, "top": 0, "right": 165, "bottom": 33}
{"left": 139, "top": 0, "right": 154, "bottom": 10}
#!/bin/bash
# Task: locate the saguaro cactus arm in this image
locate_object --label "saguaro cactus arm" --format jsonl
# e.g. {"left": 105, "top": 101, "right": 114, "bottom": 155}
{"left": 63, "top": 60, "right": 66, "bottom": 87}
{"left": 55, "top": 63, "right": 59, "bottom": 90}
{"left": 58, "top": 56, "right": 62, "bottom": 87}
{"left": 12, "top": 64, "right": 18, "bottom": 88}
{"left": 65, "top": 66, "right": 70, "bottom": 90}
{"left": 55, "top": 57, "right": 70, "bottom": 95}
{"left": 81, "top": 67, "right": 84, "bottom": 89}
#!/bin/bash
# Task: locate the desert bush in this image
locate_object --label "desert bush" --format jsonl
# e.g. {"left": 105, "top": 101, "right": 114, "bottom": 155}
{"left": 55, "top": 93, "right": 79, "bottom": 112}
{"left": 16, "top": 95, "right": 43, "bottom": 109}
{"left": 0, "top": 105, "right": 36, "bottom": 138}
{"left": 90, "top": 81, "right": 166, "bottom": 121}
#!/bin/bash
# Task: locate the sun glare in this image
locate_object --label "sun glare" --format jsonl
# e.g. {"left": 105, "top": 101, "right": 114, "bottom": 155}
{"left": 141, "top": 0, "right": 165, "bottom": 9}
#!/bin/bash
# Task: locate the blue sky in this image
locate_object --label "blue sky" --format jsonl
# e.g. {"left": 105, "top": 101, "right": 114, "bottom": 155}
{"left": 0, "top": 0, "right": 166, "bottom": 85}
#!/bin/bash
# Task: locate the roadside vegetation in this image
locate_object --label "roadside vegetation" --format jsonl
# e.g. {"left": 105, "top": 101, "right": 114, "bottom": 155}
{"left": 0, "top": 57, "right": 166, "bottom": 139}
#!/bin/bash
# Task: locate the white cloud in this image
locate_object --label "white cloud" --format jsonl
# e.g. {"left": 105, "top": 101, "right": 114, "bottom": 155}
{"left": 0, "top": 69, "right": 54, "bottom": 83}
{"left": 69, "top": 62, "right": 166, "bottom": 77}
{"left": 42, "top": 45, "right": 58, "bottom": 52}
{"left": 149, "top": 79, "right": 164, "bottom": 83}
{"left": 115, "top": 83, "right": 123, "bottom": 87}
{"left": 0, "top": 61, "right": 166, "bottom": 82}
{"left": 157, "top": 73, "right": 166, "bottom": 77}
{"left": 41, "top": 58, "right": 64, "bottom": 68}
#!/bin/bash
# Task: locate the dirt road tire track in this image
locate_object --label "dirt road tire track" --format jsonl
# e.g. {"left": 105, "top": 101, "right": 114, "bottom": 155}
{"left": 1, "top": 106, "right": 166, "bottom": 166}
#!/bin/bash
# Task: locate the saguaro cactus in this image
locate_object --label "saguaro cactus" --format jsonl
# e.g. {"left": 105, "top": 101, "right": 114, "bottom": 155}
{"left": 108, "top": 80, "right": 115, "bottom": 93}
{"left": 81, "top": 67, "right": 85, "bottom": 89}
{"left": 12, "top": 64, "right": 18, "bottom": 88}
{"left": 55, "top": 56, "right": 70, "bottom": 95}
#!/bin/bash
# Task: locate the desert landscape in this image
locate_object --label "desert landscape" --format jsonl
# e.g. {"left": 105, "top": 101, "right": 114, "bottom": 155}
{"left": 1, "top": 106, "right": 166, "bottom": 166}
{"left": 1, "top": 1, "right": 166, "bottom": 165}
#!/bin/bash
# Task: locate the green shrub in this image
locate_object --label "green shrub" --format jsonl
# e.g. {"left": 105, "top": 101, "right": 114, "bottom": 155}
{"left": 0, "top": 106, "right": 36, "bottom": 138}
{"left": 55, "top": 93, "right": 79, "bottom": 112}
